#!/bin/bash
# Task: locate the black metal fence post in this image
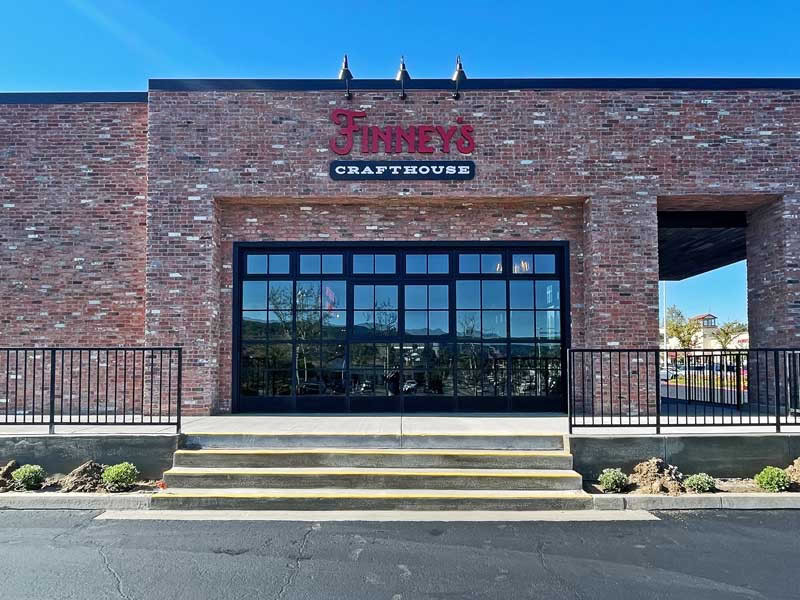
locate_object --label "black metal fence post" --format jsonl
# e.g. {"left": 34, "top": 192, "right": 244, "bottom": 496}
{"left": 735, "top": 353, "right": 743, "bottom": 410}
{"left": 567, "top": 350, "right": 573, "bottom": 434}
{"left": 48, "top": 349, "right": 56, "bottom": 434}
{"left": 176, "top": 347, "right": 183, "bottom": 435}
{"left": 655, "top": 349, "right": 661, "bottom": 434}
{"left": 775, "top": 350, "right": 781, "bottom": 433}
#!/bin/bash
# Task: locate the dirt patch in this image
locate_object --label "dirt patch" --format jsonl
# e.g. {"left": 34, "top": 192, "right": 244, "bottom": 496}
{"left": 786, "top": 458, "right": 800, "bottom": 484}
{"left": 629, "top": 457, "right": 685, "bottom": 495}
{"left": 0, "top": 460, "right": 19, "bottom": 492}
{"left": 58, "top": 460, "right": 107, "bottom": 493}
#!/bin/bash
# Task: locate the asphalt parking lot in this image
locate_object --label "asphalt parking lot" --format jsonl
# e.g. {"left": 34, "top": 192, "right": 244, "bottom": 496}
{"left": 0, "top": 509, "right": 796, "bottom": 599}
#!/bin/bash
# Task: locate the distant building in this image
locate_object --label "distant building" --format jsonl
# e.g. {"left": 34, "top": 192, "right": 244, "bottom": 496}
{"left": 660, "top": 313, "right": 749, "bottom": 350}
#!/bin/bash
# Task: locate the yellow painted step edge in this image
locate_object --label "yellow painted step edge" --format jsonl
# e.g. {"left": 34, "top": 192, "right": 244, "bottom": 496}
{"left": 175, "top": 448, "right": 569, "bottom": 456}
{"left": 153, "top": 491, "right": 589, "bottom": 500}
{"left": 164, "top": 469, "right": 580, "bottom": 478}
{"left": 184, "top": 432, "right": 565, "bottom": 437}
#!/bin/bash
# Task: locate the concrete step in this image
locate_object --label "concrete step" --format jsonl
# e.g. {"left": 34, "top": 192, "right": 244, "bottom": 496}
{"left": 173, "top": 448, "right": 574, "bottom": 470}
{"left": 181, "top": 433, "right": 565, "bottom": 451}
{"left": 150, "top": 488, "right": 593, "bottom": 511}
{"left": 162, "top": 466, "right": 583, "bottom": 491}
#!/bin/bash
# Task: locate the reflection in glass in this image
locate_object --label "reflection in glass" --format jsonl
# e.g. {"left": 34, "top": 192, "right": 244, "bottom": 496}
{"left": 535, "top": 254, "right": 556, "bottom": 274}
{"left": 375, "top": 254, "right": 396, "bottom": 274}
{"left": 536, "top": 311, "right": 561, "bottom": 339}
{"left": 296, "top": 310, "right": 321, "bottom": 339}
{"left": 353, "top": 254, "right": 373, "bottom": 274}
{"left": 405, "top": 285, "right": 427, "bottom": 309}
{"left": 322, "top": 281, "right": 346, "bottom": 310}
{"left": 243, "top": 281, "right": 267, "bottom": 310}
{"left": 459, "top": 254, "right": 480, "bottom": 273}
{"left": 481, "top": 254, "right": 503, "bottom": 274}
{"left": 296, "top": 281, "right": 321, "bottom": 310}
{"left": 375, "top": 286, "right": 398, "bottom": 309}
{"left": 300, "top": 254, "right": 321, "bottom": 274}
{"left": 267, "top": 310, "right": 292, "bottom": 339}
{"left": 510, "top": 311, "right": 534, "bottom": 338}
{"left": 482, "top": 311, "right": 507, "bottom": 339}
{"left": 406, "top": 255, "right": 427, "bottom": 274}
{"left": 269, "top": 281, "right": 293, "bottom": 310}
{"left": 509, "top": 281, "right": 534, "bottom": 309}
{"left": 405, "top": 311, "right": 427, "bottom": 335}
{"left": 240, "top": 343, "right": 292, "bottom": 397}
{"left": 239, "top": 247, "right": 562, "bottom": 409}
{"left": 375, "top": 311, "right": 398, "bottom": 336}
{"left": 535, "top": 281, "right": 560, "bottom": 309}
{"left": 481, "top": 281, "right": 506, "bottom": 309}
{"left": 456, "top": 280, "right": 480, "bottom": 309}
{"left": 349, "top": 343, "right": 402, "bottom": 396}
{"left": 247, "top": 255, "right": 267, "bottom": 275}
{"left": 512, "top": 254, "right": 532, "bottom": 274}
{"left": 354, "top": 285, "right": 374, "bottom": 309}
{"left": 428, "top": 255, "right": 448, "bottom": 274}
{"left": 322, "top": 254, "right": 343, "bottom": 274}
{"left": 429, "top": 311, "right": 449, "bottom": 335}
{"left": 429, "top": 286, "right": 448, "bottom": 309}
{"left": 296, "top": 344, "right": 321, "bottom": 395}
{"left": 269, "top": 254, "right": 290, "bottom": 274}
{"left": 456, "top": 311, "right": 480, "bottom": 338}
{"left": 402, "top": 343, "right": 454, "bottom": 396}
{"left": 321, "top": 344, "right": 346, "bottom": 395}
{"left": 242, "top": 311, "right": 268, "bottom": 338}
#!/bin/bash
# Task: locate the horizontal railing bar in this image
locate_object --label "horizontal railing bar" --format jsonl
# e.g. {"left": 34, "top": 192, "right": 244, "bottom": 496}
{"left": 0, "top": 347, "right": 181, "bottom": 351}
{"left": 570, "top": 348, "right": 798, "bottom": 352}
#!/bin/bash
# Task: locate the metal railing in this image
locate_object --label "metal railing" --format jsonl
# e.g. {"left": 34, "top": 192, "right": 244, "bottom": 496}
{"left": 568, "top": 348, "right": 800, "bottom": 432}
{"left": 1, "top": 348, "right": 182, "bottom": 433}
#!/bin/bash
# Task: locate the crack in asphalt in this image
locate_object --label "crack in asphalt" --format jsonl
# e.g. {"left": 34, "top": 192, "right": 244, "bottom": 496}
{"left": 537, "top": 540, "right": 585, "bottom": 600}
{"left": 50, "top": 513, "right": 95, "bottom": 546}
{"left": 275, "top": 524, "right": 317, "bottom": 600}
{"left": 98, "top": 545, "right": 132, "bottom": 600}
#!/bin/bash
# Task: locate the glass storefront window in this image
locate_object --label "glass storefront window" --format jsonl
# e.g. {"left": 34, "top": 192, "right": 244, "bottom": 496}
{"left": 237, "top": 245, "right": 565, "bottom": 412}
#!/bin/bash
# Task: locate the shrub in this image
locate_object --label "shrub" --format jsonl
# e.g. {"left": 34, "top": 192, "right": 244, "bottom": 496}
{"left": 684, "top": 473, "right": 716, "bottom": 493}
{"left": 11, "top": 464, "right": 47, "bottom": 490}
{"left": 754, "top": 466, "right": 791, "bottom": 493}
{"left": 102, "top": 462, "right": 140, "bottom": 492}
{"left": 598, "top": 468, "right": 628, "bottom": 493}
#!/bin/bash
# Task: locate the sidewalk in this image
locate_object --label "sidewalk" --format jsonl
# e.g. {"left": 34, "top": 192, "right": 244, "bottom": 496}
{"left": 0, "top": 414, "right": 570, "bottom": 436}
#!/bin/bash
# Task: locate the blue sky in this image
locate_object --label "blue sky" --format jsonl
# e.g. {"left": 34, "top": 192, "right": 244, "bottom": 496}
{"left": 3, "top": 0, "right": 794, "bottom": 323}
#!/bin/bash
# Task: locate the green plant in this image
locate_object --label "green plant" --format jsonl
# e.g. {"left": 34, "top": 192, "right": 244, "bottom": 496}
{"left": 598, "top": 468, "right": 628, "bottom": 493}
{"left": 11, "top": 464, "right": 47, "bottom": 490}
{"left": 754, "top": 466, "right": 791, "bottom": 493}
{"left": 684, "top": 473, "right": 716, "bottom": 493}
{"left": 102, "top": 462, "right": 140, "bottom": 492}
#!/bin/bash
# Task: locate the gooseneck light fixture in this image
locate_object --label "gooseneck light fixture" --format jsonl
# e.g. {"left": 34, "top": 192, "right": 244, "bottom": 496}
{"left": 451, "top": 55, "right": 467, "bottom": 99}
{"left": 395, "top": 56, "right": 411, "bottom": 100}
{"left": 338, "top": 54, "right": 354, "bottom": 100}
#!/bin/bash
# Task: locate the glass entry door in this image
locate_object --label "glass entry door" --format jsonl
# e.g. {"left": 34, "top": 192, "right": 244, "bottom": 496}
{"left": 233, "top": 242, "right": 569, "bottom": 413}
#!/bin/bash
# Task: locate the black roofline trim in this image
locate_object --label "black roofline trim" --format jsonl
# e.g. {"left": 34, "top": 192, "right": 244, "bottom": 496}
{"left": 149, "top": 77, "right": 800, "bottom": 92}
{"left": 0, "top": 92, "right": 148, "bottom": 104}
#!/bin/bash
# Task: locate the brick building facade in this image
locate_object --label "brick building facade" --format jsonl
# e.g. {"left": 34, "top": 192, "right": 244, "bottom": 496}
{"left": 1, "top": 79, "right": 798, "bottom": 415}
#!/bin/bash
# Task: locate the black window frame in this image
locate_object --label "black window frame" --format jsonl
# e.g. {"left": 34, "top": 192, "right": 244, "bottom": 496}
{"left": 232, "top": 241, "right": 570, "bottom": 413}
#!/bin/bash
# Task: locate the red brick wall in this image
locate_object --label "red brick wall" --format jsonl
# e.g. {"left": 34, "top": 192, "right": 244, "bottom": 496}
{"left": 747, "top": 194, "right": 800, "bottom": 348}
{"left": 0, "top": 102, "right": 148, "bottom": 346}
{"left": 143, "top": 87, "right": 800, "bottom": 414}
